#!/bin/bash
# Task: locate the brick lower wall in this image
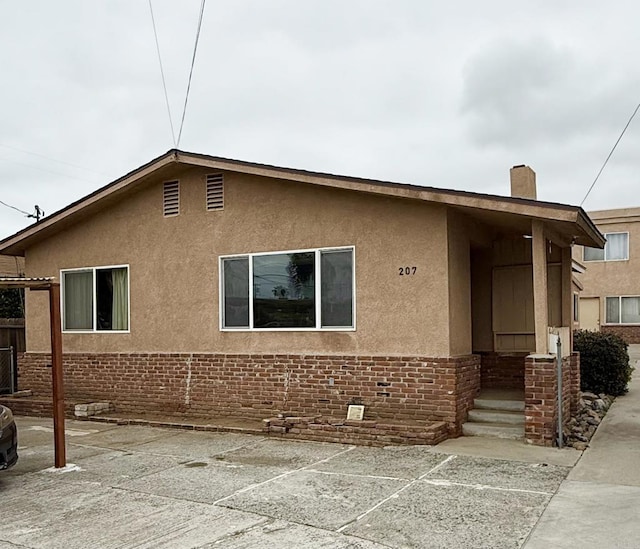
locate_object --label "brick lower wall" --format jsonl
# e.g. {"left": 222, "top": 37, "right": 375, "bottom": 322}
{"left": 601, "top": 325, "right": 640, "bottom": 344}
{"left": 524, "top": 353, "right": 578, "bottom": 446}
{"left": 480, "top": 353, "right": 526, "bottom": 390}
{"left": 16, "top": 352, "right": 481, "bottom": 435}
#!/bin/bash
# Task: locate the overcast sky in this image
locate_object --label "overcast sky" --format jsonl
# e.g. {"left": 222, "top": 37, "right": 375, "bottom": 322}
{"left": 1, "top": 1, "right": 639, "bottom": 240}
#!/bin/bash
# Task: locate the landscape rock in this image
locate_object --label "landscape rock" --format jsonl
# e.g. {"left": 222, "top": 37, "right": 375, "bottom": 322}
{"left": 564, "top": 390, "right": 613, "bottom": 450}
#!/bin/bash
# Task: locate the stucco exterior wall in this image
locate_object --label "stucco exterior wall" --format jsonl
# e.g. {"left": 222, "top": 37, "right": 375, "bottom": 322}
{"left": 24, "top": 167, "right": 451, "bottom": 356}
{"left": 575, "top": 209, "right": 640, "bottom": 331}
{"left": 447, "top": 211, "right": 472, "bottom": 356}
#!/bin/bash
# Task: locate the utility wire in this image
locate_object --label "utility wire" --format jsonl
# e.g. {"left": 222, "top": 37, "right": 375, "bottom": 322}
{"left": 0, "top": 200, "right": 31, "bottom": 217}
{"left": 580, "top": 102, "right": 640, "bottom": 207}
{"left": 0, "top": 155, "right": 96, "bottom": 185}
{"left": 149, "top": 0, "right": 177, "bottom": 148}
{"left": 0, "top": 143, "right": 106, "bottom": 176}
{"left": 177, "top": 0, "right": 206, "bottom": 148}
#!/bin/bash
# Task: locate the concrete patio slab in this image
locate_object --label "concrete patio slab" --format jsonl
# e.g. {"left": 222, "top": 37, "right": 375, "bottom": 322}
{"left": 342, "top": 480, "right": 550, "bottom": 549}
{"left": 219, "top": 468, "right": 406, "bottom": 531}
{"left": 311, "top": 444, "right": 448, "bottom": 479}
{"left": 429, "top": 454, "right": 570, "bottom": 493}
{"left": 432, "top": 435, "right": 581, "bottom": 467}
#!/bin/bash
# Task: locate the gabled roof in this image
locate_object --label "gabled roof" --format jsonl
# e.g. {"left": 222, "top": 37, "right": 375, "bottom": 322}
{"left": 0, "top": 149, "right": 605, "bottom": 255}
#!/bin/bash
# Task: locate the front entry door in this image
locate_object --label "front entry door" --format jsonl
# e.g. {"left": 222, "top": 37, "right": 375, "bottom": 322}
{"left": 580, "top": 297, "right": 600, "bottom": 331}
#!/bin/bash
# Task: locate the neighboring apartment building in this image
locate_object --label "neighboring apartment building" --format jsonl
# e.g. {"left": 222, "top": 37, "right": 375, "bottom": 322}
{"left": 575, "top": 207, "right": 640, "bottom": 343}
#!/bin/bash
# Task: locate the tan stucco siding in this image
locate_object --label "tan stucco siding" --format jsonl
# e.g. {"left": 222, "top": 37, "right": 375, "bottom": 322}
{"left": 447, "top": 212, "right": 472, "bottom": 356}
{"left": 574, "top": 216, "right": 640, "bottom": 326}
{"left": 576, "top": 219, "right": 639, "bottom": 298}
{"left": 25, "top": 168, "right": 451, "bottom": 356}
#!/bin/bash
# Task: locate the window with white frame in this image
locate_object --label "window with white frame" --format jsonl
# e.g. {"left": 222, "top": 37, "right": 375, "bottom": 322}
{"left": 220, "top": 247, "right": 354, "bottom": 330}
{"left": 62, "top": 266, "right": 129, "bottom": 331}
{"left": 573, "top": 293, "right": 579, "bottom": 323}
{"left": 605, "top": 296, "right": 640, "bottom": 324}
{"left": 583, "top": 232, "right": 628, "bottom": 261}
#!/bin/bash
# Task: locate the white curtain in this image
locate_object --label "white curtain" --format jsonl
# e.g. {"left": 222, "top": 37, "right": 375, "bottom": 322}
{"left": 64, "top": 271, "right": 92, "bottom": 329}
{"left": 606, "top": 233, "right": 628, "bottom": 260}
{"left": 621, "top": 297, "right": 640, "bottom": 324}
{"left": 111, "top": 268, "right": 128, "bottom": 330}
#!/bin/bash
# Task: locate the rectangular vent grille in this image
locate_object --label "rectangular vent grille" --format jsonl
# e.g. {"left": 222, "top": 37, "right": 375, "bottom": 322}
{"left": 206, "top": 174, "right": 224, "bottom": 210}
{"left": 163, "top": 180, "right": 179, "bottom": 217}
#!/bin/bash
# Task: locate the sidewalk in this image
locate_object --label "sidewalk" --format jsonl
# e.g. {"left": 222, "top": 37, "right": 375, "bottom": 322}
{"left": 523, "top": 345, "right": 640, "bottom": 548}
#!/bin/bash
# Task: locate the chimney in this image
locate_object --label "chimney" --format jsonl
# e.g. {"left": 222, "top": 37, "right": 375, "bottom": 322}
{"left": 510, "top": 165, "right": 537, "bottom": 200}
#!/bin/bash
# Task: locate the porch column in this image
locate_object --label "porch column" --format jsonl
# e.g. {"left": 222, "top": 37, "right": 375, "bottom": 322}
{"left": 531, "top": 220, "right": 548, "bottom": 354}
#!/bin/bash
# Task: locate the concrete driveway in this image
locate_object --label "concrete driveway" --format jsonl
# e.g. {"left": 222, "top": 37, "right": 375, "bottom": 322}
{"left": 1, "top": 417, "right": 578, "bottom": 549}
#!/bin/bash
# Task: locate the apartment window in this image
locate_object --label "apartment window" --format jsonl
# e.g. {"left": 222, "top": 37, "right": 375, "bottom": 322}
{"left": 163, "top": 180, "right": 179, "bottom": 216}
{"left": 573, "top": 293, "right": 579, "bottom": 323}
{"left": 605, "top": 296, "right": 640, "bottom": 324}
{"left": 584, "top": 232, "right": 628, "bottom": 261}
{"left": 220, "top": 247, "right": 354, "bottom": 330}
{"left": 62, "top": 266, "right": 129, "bottom": 331}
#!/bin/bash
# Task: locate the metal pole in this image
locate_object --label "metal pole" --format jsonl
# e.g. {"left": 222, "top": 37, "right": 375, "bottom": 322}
{"left": 556, "top": 336, "right": 563, "bottom": 449}
{"left": 9, "top": 345, "right": 14, "bottom": 394}
{"left": 48, "top": 283, "right": 66, "bottom": 468}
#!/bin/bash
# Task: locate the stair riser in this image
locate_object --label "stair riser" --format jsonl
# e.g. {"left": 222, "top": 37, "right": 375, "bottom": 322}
{"left": 462, "top": 423, "right": 524, "bottom": 439}
{"left": 473, "top": 398, "right": 525, "bottom": 412}
{"left": 467, "top": 410, "right": 524, "bottom": 425}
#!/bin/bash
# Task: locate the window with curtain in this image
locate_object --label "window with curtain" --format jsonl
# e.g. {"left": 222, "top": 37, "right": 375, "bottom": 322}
{"left": 220, "top": 247, "right": 354, "bottom": 330}
{"left": 584, "top": 232, "right": 629, "bottom": 261}
{"left": 606, "top": 296, "right": 640, "bottom": 324}
{"left": 62, "top": 266, "right": 129, "bottom": 331}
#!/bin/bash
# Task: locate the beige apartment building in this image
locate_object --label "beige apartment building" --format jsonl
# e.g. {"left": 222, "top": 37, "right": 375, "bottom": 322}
{"left": 575, "top": 207, "right": 640, "bottom": 343}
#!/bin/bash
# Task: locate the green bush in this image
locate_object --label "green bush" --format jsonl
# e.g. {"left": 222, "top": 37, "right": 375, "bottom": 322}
{"left": 0, "top": 288, "right": 24, "bottom": 318}
{"left": 573, "top": 330, "right": 633, "bottom": 396}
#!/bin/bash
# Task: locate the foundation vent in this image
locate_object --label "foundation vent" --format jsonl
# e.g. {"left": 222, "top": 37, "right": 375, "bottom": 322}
{"left": 163, "top": 180, "right": 180, "bottom": 217}
{"left": 206, "top": 174, "right": 224, "bottom": 211}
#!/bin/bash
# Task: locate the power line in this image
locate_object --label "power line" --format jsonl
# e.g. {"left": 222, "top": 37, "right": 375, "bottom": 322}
{"left": 0, "top": 199, "right": 30, "bottom": 217}
{"left": 0, "top": 200, "right": 44, "bottom": 221}
{"left": 580, "top": 102, "right": 640, "bottom": 207}
{"left": 0, "top": 143, "right": 107, "bottom": 176}
{"left": 0, "top": 155, "right": 97, "bottom": 185}
{"left": 177, "top": 0, "right": 206, "bottom": 148}
{"left": 149, "top": 0, "right": 177, "bottom": 147}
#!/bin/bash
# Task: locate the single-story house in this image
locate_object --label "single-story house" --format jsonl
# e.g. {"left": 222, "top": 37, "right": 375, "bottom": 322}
{"left": 0, "top": 151, "right": 605, "bottom": 445}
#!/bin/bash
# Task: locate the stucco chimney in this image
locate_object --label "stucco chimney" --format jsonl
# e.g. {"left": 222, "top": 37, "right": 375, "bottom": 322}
{"left": 510, "top": 165, "right": 537, "bottom": 200}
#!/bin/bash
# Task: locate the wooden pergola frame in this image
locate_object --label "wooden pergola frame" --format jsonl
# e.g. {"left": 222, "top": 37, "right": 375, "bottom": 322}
{"left": 0, "top": 277, "right": 65, "bottom": 468}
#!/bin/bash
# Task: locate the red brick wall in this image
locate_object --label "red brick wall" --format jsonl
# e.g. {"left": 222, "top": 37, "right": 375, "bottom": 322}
{"left": 17, "top": 352, "right": 481, "bottom": 433}
{"left": 601, "top": 325, "right": 640, "bottom": 344}
{"left": 480, "top": 353, "right": 526, "bottom": 389}
{"left": 524, "top": 354, "right": 575, "bottom": 446}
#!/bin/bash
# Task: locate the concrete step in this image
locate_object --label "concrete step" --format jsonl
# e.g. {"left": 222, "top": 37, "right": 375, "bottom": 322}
{"left": 467, "top": 408, "right": 525, "bottom": 425}
{"left": 473, "top": 397, "right": 525, "bottom": 412}
{"left": 462, "top": 421, "right": 524, "bottom": 440}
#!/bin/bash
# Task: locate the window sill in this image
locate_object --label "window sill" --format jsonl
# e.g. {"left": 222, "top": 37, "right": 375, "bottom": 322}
{"left": 221, "top": 327, "right": 356, "bottom": 332}
{"left": 62, "top": 330, "right": 131, "bottom": 334}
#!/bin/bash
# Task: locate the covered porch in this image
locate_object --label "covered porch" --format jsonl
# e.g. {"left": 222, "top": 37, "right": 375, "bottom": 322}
{"left": 456, "top": 166, "right": 605, "bottom": 445}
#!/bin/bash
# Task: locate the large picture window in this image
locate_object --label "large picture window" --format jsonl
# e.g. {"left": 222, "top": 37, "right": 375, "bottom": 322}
{"left": 606, "top": 296, "right": 640, "bottom": 324}
{"left": 62, "top": 265, "right": 129, "bottom": 332}
{"left": 584, "top": 232, "right": 628, "bottom": 261}
{"left": 220, "top": 247, "right": 354, "bottom": 330}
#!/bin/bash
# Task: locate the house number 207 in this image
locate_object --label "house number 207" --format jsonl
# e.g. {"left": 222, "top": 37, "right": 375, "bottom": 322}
{"left": 398, "top": 266, "right": 417, "bottom": 275}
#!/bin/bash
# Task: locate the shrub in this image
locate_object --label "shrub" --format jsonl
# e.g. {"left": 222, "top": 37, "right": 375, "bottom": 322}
{"left": 0, "top": 288, "right": 24, "bottom": 318}
{"left": 573, "top": 330, "right": 633, "bottom": 396}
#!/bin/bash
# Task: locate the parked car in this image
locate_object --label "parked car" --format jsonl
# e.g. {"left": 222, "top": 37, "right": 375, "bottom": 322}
{"left": 0, "top": 405, "right": 18, "bottom": 469}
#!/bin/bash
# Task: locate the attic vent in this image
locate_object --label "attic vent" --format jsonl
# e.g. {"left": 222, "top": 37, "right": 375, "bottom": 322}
{"left": 206, "top": 174, "right": 224, "bottom": 211}
{"left": 163, "top": 180, "right": 179, "bottom": 217}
